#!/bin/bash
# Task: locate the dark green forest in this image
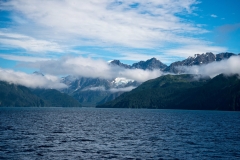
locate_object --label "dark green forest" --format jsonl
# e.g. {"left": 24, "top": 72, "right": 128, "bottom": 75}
{"left": 97, "top": 74, "right": 240, "bottom": 111}
{"left": 0, "top": 81, "right": 81, "bottom": 107}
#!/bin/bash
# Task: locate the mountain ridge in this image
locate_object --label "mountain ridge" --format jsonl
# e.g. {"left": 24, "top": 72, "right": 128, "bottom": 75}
{"left": 0, "top": 81, "right": 81, "bottom": 107}
{"left": 97, "top": 73, "right": 240, "bottom": 111}
{"left": 60, "top": 52, "right": 239, "bottom": 106}
{"left": 109, "top": 52, "right": 237, "bottom": 72}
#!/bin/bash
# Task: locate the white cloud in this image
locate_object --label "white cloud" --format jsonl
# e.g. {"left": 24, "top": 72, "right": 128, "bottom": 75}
{"left": 118, "top": 68, "right": 163, "bottom": 82}
{"left": 0, "top": 0, "right": 211, "bottom": 49}
{"left": 0, "top": 54, "right": 50, "bottom": 62}
{"left": 82, "top": 86, "right": 136, "bottom": 93}
{"left": 0, "top": 68, "right": 67, "bottom": 89}
{"left": 3, "top": 55, "right": 240, "bottom": 90}
{"left": 109, "top": 86, "right": 136, "bottom": 93}
{"left": 82, "top": 85, "right": 136, "bottom": 93}
{"left": 0, "top": 31, "right": 62, "bottom": 53}
{"left": 22, "top": 56, "right": 163, "bottom": 82}
{"left": 211, "top": 14, "right": 217, "bottom": 18}
{"left": 82, "top": 86, "right": 106, "bottom": 91}
{"left": 180, "top": 56, "right": 240, "bottom": 78}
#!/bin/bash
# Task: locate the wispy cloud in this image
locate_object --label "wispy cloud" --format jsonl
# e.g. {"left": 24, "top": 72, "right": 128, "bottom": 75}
{"left": 82, "top": 86, "right": 106, "bottom": 92}
{"left": 0, "top": 0, "right": 218, "bottom": 54}
{"left": 0, "top": 31, "right": 62, "bottom": 53}
{"left": 82, "top": 86, "right": 136, "bottom": 93}
{"left": 0, "top": 68, "right": 67, "bottom": 89}
{"left": 109, "top": 86, "right": 136, "bottom": 93}
{"left": 0, "top": 54, "right": 50, "bottom": 62}
{"left": 211, "top": 14, "right": 217, "bottom": 18}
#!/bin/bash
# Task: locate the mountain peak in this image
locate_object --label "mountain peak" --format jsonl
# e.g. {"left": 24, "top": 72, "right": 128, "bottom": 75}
{"left": 109, "top": 60, "right": 131, "bottom": 69}
{"left": 33, "top": 71, "right": 44, "bottom": 76}
{"left": 149, "top": 57, "right": 158, "bottom": 61}
{"left": 216, "top": 52, "right": 235, "bottom": 61}
{"left": 165, "top": 52, "right": 217, "bottom": 73}
{"left": 132, "top": 57, "right": 167, "bottom": 70}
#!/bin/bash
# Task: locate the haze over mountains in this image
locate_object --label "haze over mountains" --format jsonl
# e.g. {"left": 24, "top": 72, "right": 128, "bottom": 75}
{"left": 58, "top": 52, "right": 239, "bottom": 106}
{"left": 0, "top": 52, "right": 240, "bottom": 108}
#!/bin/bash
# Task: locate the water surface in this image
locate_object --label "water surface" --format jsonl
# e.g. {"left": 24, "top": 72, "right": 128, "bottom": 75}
{"left": 0, "top": 107, "right": 239, "bottom": 159}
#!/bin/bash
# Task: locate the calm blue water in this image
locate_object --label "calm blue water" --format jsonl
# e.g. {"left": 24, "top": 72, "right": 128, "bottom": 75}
{"left": 0, "top": 108, "right": 240, "bottom": 160}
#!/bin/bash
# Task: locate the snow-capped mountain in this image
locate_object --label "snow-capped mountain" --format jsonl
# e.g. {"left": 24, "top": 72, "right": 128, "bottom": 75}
{"left": 60, "top": 52, "right": 238, "bottom": 106}
{"left": 111, "top": 77, "right": 135, "bottom": 87}
{"left": 60, "top": 76, "right": 139, "bottom": 106}
{"left": 164, "top": 52, "right": 236, "bottom": 73}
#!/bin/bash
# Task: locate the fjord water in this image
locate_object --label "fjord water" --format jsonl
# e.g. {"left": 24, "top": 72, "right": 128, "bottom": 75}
{"left": 0, "top": 108, "right": 239, "bottom": 160}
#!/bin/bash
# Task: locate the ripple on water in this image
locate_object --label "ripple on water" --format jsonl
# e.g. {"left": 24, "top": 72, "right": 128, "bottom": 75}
{"left": 0, "top": 108, "right": 240, "bottom": 159}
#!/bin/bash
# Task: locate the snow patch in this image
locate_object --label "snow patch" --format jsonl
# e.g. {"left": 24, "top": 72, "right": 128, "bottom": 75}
{"left": 112, "top": 77, "right": 134, "bottom": 86}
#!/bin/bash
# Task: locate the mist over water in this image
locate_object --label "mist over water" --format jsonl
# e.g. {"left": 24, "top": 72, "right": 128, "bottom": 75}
{"left": 0, "top": 108, "right": 240, "bottom": 159}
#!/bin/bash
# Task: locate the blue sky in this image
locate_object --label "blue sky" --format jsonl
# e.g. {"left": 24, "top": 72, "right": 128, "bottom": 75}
{"left": 0, "top": 0, "right": 240, "bottom": 88}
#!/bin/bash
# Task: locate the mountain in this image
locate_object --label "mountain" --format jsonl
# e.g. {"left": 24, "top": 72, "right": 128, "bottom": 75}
{"left": 97, "top": 74, "right": 240, "bottom": 111}
{"left": 0, "top": 81, "right": 43, "bottom": 107}
{"left": 110, "top": 57, "right": 167, "bottom": 70}
{"left": 131, "top": 58, "right": 167, "bottom": 70}
{"left": 61, "top": 53, "right": 238, "bottom": 106}
{"left": 110, "top": 52, "right": 237, "bottom": 74}
{"left": 216, "top": 52, "right": 235, "bottom": 61}
{"left": 0, "top": 81, "right": 81, "bottom": 107}
{"left": 109, "top": 60, "right": 131, "bottom": 69}
{"left": 61, "top": 57, "right": 167, "bottom": 106}
{"left": 164, "top": 52, "right": 236, "bottom": 73}
{"left": 33, "top": 71, "right": 44, "bottom": 76}
{"left": 61, "top": 76, "right": 139, "bottom": 106}
{"left": 32, "top": 89, "right": 82, "bottom": 107}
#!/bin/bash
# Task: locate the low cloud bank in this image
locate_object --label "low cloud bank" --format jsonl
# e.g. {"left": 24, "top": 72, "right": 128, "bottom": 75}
{"left": 82, "top": 86, "right": 136, "bottom": 93}
{"left": 22, "top": 56, "right": 163, "bottom": 82}
{"left": 180, "top": 56, "right": 240, "bottom": 78}
{"left": 4, "top": 55, "right": 240, "bottom": 89}
{"left": 109, "top": 86, "right": 136, "bottom": 93}
{"left": 82, "top": 86, "right": 106, "bottom": 92}
{"left": 0, "top": 68, "right": 67, "bottom": 89}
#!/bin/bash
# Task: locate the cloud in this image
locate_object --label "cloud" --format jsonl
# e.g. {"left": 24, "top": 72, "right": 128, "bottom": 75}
{"left": 82, "top": 85, "right": 136, "bottom": 93}
{"left": 21, "top": 56, "right": 163, "bottom": 82}
{"left": 0, "top": 0, "right": 211, "bottom": 50}
{"left": 24, "top": 56, "right": 115, "bottom": 79}
{"left": 82, "top": 86, "right": 106, "bottom": 91}
{"left": 0, "top": 68, "right": 67, "bottom": 89}
{"left": 180, "top": 56, "right": 240, "bottom": 78}
{"left": 0, "top": 54, "right": 50, "bottom": 62}
{"left": 0, "top": 31, "right": 62, "bottom": 53}
{"left": 3, "top": 55, "right": 240, "bottom": 90}
{"left": 211, "top": 14, "right": 217, "bottom": 18}
{"left": 109, "top": 86, "right": 136, "bottom": 93}
{"left": 118, "top": 68, "right": 163, "bottom": 82}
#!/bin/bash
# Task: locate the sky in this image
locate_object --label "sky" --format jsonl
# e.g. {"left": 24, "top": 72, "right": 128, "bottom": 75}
{"left": 0, "top": 0, "right": 240, "bottom": 89}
